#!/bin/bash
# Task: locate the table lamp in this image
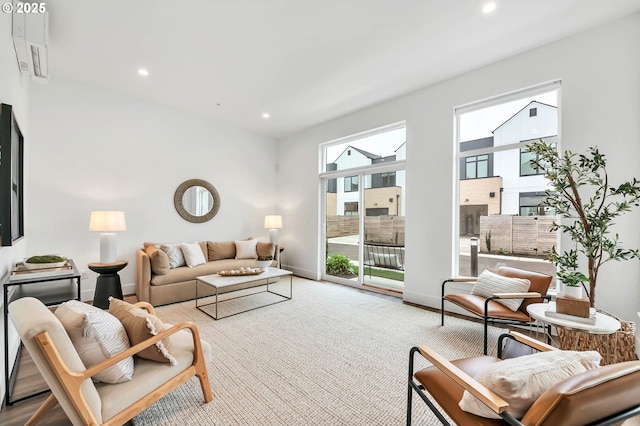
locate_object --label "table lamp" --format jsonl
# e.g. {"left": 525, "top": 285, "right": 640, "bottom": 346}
{"left": 89, "top": 211, "right": 126, "bottom": 263}
{"left": 264, "top": 215, "right": 283, "bottom": 244}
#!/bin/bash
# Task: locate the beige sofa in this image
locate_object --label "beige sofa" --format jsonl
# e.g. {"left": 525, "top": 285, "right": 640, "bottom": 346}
{"left": 136, "top": 240, "right": 278, "bottom": 306}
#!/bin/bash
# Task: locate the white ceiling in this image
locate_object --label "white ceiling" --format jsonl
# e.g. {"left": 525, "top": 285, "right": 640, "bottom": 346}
{"left": 46, "top": 0, "right": 640, "bottom": 139}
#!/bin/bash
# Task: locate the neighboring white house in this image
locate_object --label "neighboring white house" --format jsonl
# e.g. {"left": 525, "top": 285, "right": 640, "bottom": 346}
{"left": 328, "top": 143, "right": 405, "bottom": 216}
{"left": 460, "top": 101, "right": 557, "bottom": 234}
{"left": 493, "top": 101, "right": 557, "bottom": 215}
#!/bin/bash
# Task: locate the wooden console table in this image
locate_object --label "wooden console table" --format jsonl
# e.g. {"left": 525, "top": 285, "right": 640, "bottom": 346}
{"left": 3, "top": 259, "right": 81, "bottom": 405}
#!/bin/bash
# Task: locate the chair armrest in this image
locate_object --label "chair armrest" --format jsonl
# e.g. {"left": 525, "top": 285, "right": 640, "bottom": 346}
{"left": 446, "top": 277, "right": 478, "bottom": 283}
{"left": 72, "top": 321, "right": 201, "bottom": 380}
{"left": 509, "top": 331, "right": 557, "bottom": 352}
{"left": 492, "top": 292, "right": 542, "bottom": 299}
{"left": 416, "top": 344, "right": 509, "bottom": 415}
{"left": 133, "top": 301, "right": 156, "bottom": 315}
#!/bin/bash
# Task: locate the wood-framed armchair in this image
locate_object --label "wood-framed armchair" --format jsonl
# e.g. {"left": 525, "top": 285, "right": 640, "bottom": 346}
{"left": 441, "top": 266, "right": 553, "bottom": 354}
{"left": 407, "top": 331, "right": 640, "bottom": 425}
{"left": 8, "top": 297, "right": 213, "bottom": 426}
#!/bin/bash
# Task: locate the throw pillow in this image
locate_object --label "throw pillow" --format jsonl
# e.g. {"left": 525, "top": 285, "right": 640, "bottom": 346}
{"left": 459, "top": 350, "right": 602, "bottom": 419}
{"left": 160, "top": 243, "right": 186, "bottom": 268}
{"left": 208, "top": 241, "right": 236, "bottom": 260}
{"left": 235, "top": 239, "right": 259, "bottom": 259}
{"left": 108, "top": 298, "right": 176, "bottom": 364}
{"left": 145, "top": 245, "right": 170, "bottom": 275}
{"left": 55, "top": 300, "right": 134, "bottom": 384}
{"left": 471, "top": 270, "right": 531, "bottom": 311}
{"left": 181, "top": 242, "right": 206, "bottom": 267}
{"left": 256, "top": 241, "right": 276, "bottom": 259}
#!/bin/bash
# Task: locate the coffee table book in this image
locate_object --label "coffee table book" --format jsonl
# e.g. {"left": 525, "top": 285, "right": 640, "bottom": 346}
{"left": 544, "top": 302, "right": 596, "bottom": 325}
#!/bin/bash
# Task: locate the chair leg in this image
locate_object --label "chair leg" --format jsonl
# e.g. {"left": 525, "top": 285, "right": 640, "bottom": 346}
{"left": 25, "top": 394, "right": 59, "bottom": 426}
{"left": 484, "top": 314, "right": 489, "bottom": 355}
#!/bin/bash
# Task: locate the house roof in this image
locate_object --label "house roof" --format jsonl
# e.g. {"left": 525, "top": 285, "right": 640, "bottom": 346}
{"left": 492, "top": 101, "right": 558, "bottom": 134}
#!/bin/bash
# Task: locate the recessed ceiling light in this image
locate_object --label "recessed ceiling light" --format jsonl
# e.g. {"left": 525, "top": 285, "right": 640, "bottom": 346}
{"left": 138, "top": 68, "right": 149, "bottom": 77}
{"left": 482, "top": 2, "right": 496, "bottom": 14}
{"left": 262, "top": 112, "right": 270, "bottom": 119}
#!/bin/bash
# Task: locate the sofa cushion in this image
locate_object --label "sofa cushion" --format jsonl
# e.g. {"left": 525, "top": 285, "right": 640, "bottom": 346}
{"left": 207, "top": 241, "right": 236, "bottom": 261}
{"left": 160, "top": 243, "right": 186, "bottom": 268}
{"left": 145, "top": 245, "right": 170, "bottom": 275}
{"left": 55, "top": 300, "right": 134, "bottom": 384}
{"left": 181, "top": 242, "right": 206, "bottom": 267}
{"left": 150, "top": 259, "right": 261, "bottom": 286}
{"left": 108, "top": 298, "right": 176, "bottom": 364}
{"left": 257, "top": 241, "right": 276, "bottom": 258}
{"left": 235, "top": 239, "right": 258, "bottom": 259}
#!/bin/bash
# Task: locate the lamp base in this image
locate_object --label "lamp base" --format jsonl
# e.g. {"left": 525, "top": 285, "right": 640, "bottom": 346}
{"left": 99, "top": 233, "right": 117, "bottom": 264}
{"left": 269, "top": 228, "right": 279, "bottom": 245}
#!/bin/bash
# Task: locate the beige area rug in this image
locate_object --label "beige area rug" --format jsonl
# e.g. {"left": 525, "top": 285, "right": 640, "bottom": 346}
{"left": 132, "top": 278, "right": 509, "bottom": 426}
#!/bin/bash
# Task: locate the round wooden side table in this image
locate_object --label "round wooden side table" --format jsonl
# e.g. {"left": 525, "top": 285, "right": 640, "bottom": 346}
{"left": 89, "top": 260, "right": 128, "bottom": 309}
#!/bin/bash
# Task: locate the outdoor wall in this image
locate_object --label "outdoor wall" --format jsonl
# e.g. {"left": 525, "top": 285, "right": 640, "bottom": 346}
{"left": 27, "top": 78, "right": 278, "bottom": 301}
{"left": 277, "top": 13, "right": 640, "bottom": 326}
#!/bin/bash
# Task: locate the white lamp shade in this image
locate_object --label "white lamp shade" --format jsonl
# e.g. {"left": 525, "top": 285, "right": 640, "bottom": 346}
{"left": 89, "top": 211, "right": 126, "bottom": 232}
{"left": 264, "top": 215, "right": 283, "bottom": 229}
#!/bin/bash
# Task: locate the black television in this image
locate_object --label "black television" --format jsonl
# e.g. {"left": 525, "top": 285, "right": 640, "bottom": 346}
{"left": 0, "top": 103, "right": 24, "bottom": 246}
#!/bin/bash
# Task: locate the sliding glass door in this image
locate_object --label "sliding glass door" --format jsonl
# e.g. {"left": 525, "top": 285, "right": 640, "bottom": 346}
{"left": 321, "top": 123, "right": 406, "bottom": 292}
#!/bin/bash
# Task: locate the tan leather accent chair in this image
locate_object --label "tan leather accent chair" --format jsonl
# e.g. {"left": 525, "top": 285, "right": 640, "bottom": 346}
{"left": 8, "top": 297, "right": 213, "bottom": 425}
{"left": 407, "top": 331, "right": 640, "bottom": 425}
{"left": 441, "top": 266, "right": 553, "bottom": 354}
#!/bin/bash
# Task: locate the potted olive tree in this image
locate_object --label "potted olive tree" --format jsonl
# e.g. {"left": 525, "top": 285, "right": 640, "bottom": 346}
{"left": 528, "top": 140, "right": 640, "bottom": 307}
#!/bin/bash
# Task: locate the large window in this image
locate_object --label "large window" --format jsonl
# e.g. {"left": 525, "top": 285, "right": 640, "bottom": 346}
{"left": 371, "top": 171, "right": 396, "bottom": 188}
{"left": 455, "top": 82, "right": 560, "bottom": 286}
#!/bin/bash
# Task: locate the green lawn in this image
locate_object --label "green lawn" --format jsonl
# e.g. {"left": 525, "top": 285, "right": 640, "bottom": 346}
{"left": 352, "top": 265, "right": 404, "bottom": 281}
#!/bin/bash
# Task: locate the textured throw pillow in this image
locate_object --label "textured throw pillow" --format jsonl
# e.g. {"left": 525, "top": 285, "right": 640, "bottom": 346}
{"left": 256, "top": 241, "right": 276, "bottom": 258}
{"left": 471, "top": 270, "right": 531, "bottom": 311}
{"left": 145, "top": 245, "right": 170, "bottom": 275}
{"left": 160, "top": 243, "right": 186, "bottom": 268}
{"left": 459, "top": 350, "right": 602, "bottom": 419}
{"left": 55, "top": 300, "right": 134, "bottom": 384}
{"left": 235, "top": 239, "right": 259, "bottom": 259}
{"left": 108, "top": 298, "right": 176, "bottom": 364}
{"left": 181, "top": 242, "right": 206, "bottom": 267}
{"left": 207, "top": 241, "right": 236, "bottom": 260}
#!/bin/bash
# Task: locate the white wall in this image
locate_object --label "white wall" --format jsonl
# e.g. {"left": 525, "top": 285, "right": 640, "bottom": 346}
{"left": 277, "top": 13, "right": 640, "bottom": 325}
{"left": 0, "top": 10, "right": 30, "bottom": 405}
{"left": 27, "top": 78, "right": 278, "bottom": 300}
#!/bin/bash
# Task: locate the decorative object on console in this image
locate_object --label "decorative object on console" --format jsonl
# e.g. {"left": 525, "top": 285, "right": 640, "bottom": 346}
{"left": 556, "top": 294, "right": 590, "bottom": 318}
{"left": 264, "top": 214, "right": 283, "bottom": 244}
{"left": 24, "top": 254, "right": 67, "bottom": 270}
{"left": 89, "top": 210, "right": 126, "bottom": 263}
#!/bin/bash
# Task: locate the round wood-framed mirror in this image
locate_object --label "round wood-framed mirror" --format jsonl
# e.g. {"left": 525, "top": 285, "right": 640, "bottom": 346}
{"left": 174, "top": 179, "right": 220, "bottom": 223}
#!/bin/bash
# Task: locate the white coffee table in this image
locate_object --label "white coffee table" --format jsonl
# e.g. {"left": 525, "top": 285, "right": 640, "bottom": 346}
{"left": 196, "top": 267, "right": 293, "bottom": 320}
{"left": 527, "top": 302, "right": 621, "bottom": 363}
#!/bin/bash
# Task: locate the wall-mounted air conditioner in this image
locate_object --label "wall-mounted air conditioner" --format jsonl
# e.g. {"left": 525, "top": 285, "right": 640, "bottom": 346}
{"left": 12, "top": 9, "right": 49, "bottom": 81}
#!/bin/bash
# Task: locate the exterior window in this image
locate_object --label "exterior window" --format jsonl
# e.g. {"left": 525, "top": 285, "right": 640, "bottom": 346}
{"left": 520, "top": 146, "right": 553, "bottom": 176}
{"left": 520, "top": 192, "right": 554, "bottom": 216}
{"left": 464, "top": 155, "right": 489, "bottom": 179}
{"left": 344, "top": 175, "right": 358, "bottom": 192}
{"left": 344, "top": 202, "right": 358, "bottom": 216}
{"left": 530, "top": 107, "right": 537, "bottom": 117}
{"left": 371, "top": 171, "right": 396, "bottom": 188}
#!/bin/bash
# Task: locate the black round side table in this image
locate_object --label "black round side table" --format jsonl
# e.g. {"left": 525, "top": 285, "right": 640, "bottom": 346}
{"left": 89, "top": 260, "right": 128, "bottom": 309}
